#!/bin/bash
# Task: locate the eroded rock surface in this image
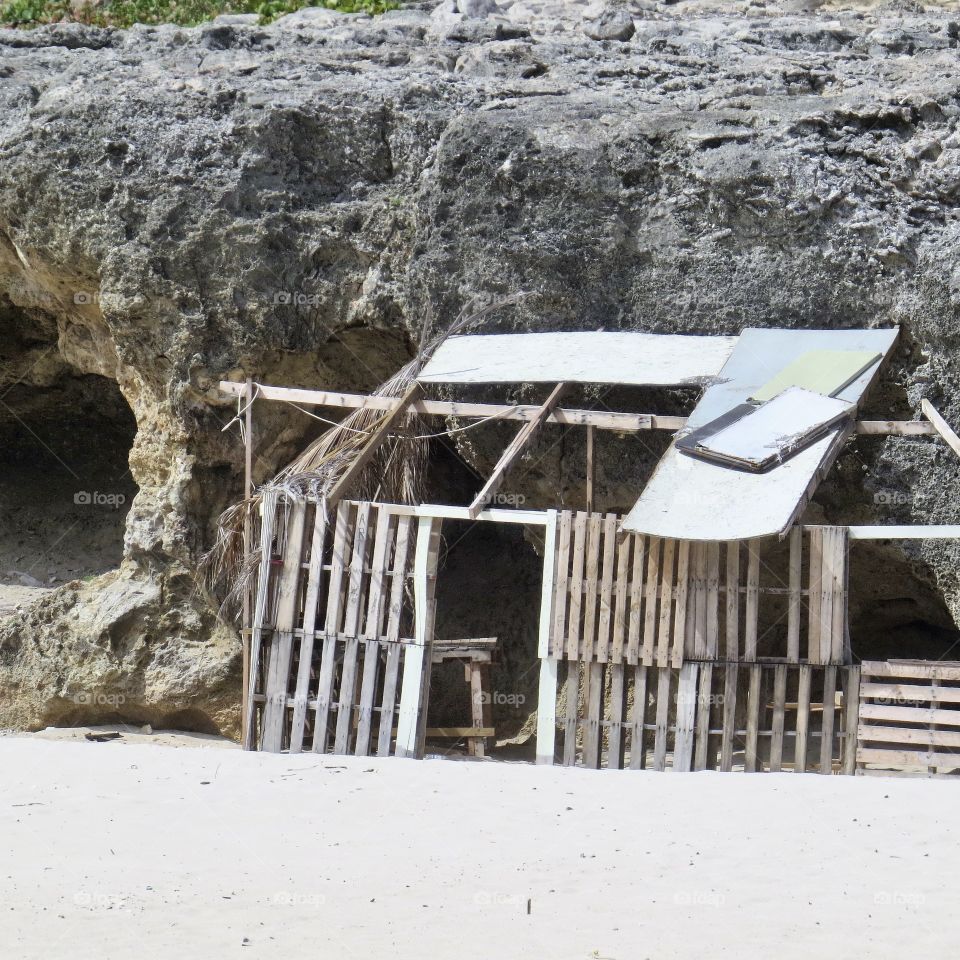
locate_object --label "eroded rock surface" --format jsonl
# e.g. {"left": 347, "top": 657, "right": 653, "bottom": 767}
{"left": 2, "top": 0, "right": 960, "bottom": 735}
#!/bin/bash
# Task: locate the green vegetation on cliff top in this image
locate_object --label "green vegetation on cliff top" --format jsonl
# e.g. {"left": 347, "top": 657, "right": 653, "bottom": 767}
{"left": 0, "top": 0, "right": 397, "bottom": 28}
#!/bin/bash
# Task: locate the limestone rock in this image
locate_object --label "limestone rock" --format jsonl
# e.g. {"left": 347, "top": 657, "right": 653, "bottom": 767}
{"left": 582, "top": 8, "right": 636, "bottom": 41}
{"left": 1, "top": 0, "right": 960, "bottom": 736}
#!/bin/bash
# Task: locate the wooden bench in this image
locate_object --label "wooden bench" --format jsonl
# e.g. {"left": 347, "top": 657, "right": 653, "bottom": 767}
{"left": 427, "top": 638, "right": 497, "bottom": 757}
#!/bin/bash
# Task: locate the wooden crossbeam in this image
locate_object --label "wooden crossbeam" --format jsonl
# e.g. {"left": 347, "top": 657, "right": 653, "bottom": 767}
{"left": 324, "top": 382, "right": 423, "bottom": 505}
{"left": 921, "top": 399, "right": 960, "bottom": 459}
{"left": 221, "top": 380, "right": 680, "bottom": 432}
{"left": 468, "top": 383, "right": 567, "bottom": 519}
{"left": 219, "top": 381, "right": 933, "bottom": 437}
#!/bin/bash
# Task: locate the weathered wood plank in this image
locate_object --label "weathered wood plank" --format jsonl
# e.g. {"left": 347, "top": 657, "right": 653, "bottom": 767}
{"left": 221, "top": 381, "right": 933, "bottom": 437}
{"left": 567, "top": 512, "right": 587, "bottom": 661}
{"left": 674, "top": 664, "right": 698, "bottom": 772}
{"left": 795, "top": 664, "right": 812, "bottom": 773}
{"left": 921, "top": 398, "right": 960, "bottom": 460}
{"left": 261, "top": 499, "right": 309, "bottom": 753}
{"left": 354, "top": 507, "right": 392, "bottom": 756}
{"left": 612, "top": 532, "right": 631, "bottom": 663}
{"left": 744, "top": 542, "right": 760, "bottom": 660}
{"left": 671, "top": 540, "right": 690, "bottom": 668}
{"left": 596, "top": 513, "right": 618, "bottom": 664}
{"left": 820, "top": 666, "right": 837, "bottom": 773}
{"left": 395, "top": 516, "right": 441, "bottom": 759}
{"left": 831, "top": 527, "right": 848, "bottom": 664}
{"left": 583, "top": 662, "right": 604, "bottom": 769}
{"left": 692, "top": 542, "right": 707, "bottom": 659}
{"left": 860, "top": 661, "right": 960, "bottom": 682}
{"left": 536, "top": 657, "right": 559, "bottom": 765}
{"left": 582, "top": 513, "right": 603, "bottom": 661}
{"left": 656, "top": 538, "right": 676, "bottom": 668}
{"left": 243, "top": 488, "right": 279, "bottom": 751}
{"left": 807, "top": 528, "right": 823, "bottom": 664}
{"left": 626, "top": 535, "right": 646, "bottom": 666}
{"left": 819, "top": 528, "right": 837, "bottom": 667}
{"left": 377, "top": 643, "right": 403, "bottom": 758}
{"left": 857, "top": 723, "right": 960, "bottom": 749}
{"left": 744, "top": 664, "right": 762, "bottom": 772}
{"left": 641, "top": 537, "right": 661, "bottom": 666}
{"left": 769, "top": 663, "right": 788, "bottom": 772}
{"left": 786, "top": 527, "right": 802, "bottom": 663}
{"left": 725, "top": 541, "right": 740, "bottom": 662}
{"left": 563, "top": 661, "right": 580, "bottom": 766}
{"left": 551, "top": 511, "right": 572, "bottom": 658}
{"left": 335, "top": 502, "right": 372, "bottom": 754}
{"left": 608, "top": 662, "right": 626, "bottom": 770}
{"left": 628, "top": 665, "right": 648, "bottom": 770}
{"left": 289, "top": 505, "right": 328, "bottom": 754}
{"left": 720, "top": 664, "right": 738, "bottom": 772}
{"left": 468, "top": 382, "right": 567, "bottom": 518}
{"left": 652, "top": 667, "right": 671, "bottom": 772}
{"left": 693, "top": 662, "right": 714, "bottom": 771}
{"left": 842, "top": 665, "right": 860, "bottom": 775}
{"left": 860, "top": 681, "right": 960, "bottom": 704}
{"left": 312, "top": 501, "right": 353, "bottom": 754}
{"left": 858, "top": 702, "right": 960, "bottom": 726}
{"left": 705, "top": 542, "right": 720, "bottom": 659}
{"left": 857, "top": 747, "right": 960, "bottom": 770}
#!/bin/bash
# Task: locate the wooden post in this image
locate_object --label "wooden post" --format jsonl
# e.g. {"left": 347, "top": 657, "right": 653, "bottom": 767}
{"left": 536, "top": 511, "right": 559, "bottom": 765}
{"left": 241, "top": 377, "right": 253, "bottom": 745}
{"left": 585, "top": 425, "right": 595, "bottom": 514}
{"left": 395, "top": 516, "right": 442, "bottom": 759}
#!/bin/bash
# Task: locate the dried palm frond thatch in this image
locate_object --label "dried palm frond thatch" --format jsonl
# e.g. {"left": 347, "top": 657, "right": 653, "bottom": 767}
{"left": 203, "top": 296, "right": 523, "bottom": 615}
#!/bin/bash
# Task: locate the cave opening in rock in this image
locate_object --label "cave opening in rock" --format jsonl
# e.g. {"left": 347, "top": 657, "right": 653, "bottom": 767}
{"left": 848, "top": 541, "right": 960, "bottom": 663}
{"left": 0, "top": 361, "right": 138, "bottom": 616}
{"left": 423, "top": 440, "right": 544, "bottom": 756}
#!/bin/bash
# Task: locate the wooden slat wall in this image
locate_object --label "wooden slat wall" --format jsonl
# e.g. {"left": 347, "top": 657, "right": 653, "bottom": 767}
{"left": 856, "top": 661, "right": 960, "bottom": 777}
{"left": 552, "top": 660, "right": 858, "bottom": 773}
{"left": 548, "top": 513, "right": 849, "bottom": 667}
{"left": 247, "top": 497, "right": 427, "bottom": 757}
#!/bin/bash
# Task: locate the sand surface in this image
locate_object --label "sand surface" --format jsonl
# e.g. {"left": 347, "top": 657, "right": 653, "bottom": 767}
{"left": 0, "top": 736, "right": 953, "bottom": 959}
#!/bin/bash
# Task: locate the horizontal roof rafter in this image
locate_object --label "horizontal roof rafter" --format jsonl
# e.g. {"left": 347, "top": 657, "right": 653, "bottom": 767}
{"left": 219, "top": 381, "right": 933, "bottom": 437}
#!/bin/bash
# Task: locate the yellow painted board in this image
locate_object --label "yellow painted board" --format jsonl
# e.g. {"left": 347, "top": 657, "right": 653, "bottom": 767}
{"left": 750, "top": 350, "right": 881, "bottom": 403}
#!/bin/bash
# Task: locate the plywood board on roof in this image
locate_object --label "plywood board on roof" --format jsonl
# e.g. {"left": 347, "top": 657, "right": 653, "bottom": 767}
{"left": 416, "top": 332, "right": 737, "bottom": 387}
{"left": 690, "top": 387, "right": 854, "bottom": 472}
{"left": 621, "top": 327, "right": 898, "bottom": 542}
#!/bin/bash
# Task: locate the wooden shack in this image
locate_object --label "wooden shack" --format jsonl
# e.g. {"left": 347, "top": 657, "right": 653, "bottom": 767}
{"left": 219, "top": 326, "right": 960, "bottom": 778}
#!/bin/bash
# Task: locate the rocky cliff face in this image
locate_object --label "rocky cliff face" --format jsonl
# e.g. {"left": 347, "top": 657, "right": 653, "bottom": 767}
{"left": 2, "top": 0, "right": 959, "bottom": 736}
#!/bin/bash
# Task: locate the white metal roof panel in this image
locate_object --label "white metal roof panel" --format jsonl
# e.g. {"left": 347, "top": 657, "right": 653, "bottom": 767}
{"left": 417, "top": 332, "right": 738, "bottom": 387}
{"left": 620, "top": 327, "right": 900, "bottom": 542}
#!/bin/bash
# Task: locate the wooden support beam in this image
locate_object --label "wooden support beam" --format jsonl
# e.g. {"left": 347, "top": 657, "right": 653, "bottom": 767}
{"left": 585, "top": 425, "right": 595, "bottom": 514}
{"left": 468, "top": 383, "right": 568, "bottom": 519}
{"left": 221, "top": 380, "right": 680, "bottom": 433}
{"left": 325, "top": 382, "right": 423, "bottom": 505}
{"left": 921, "top": 399, "right": 960, "bottom": 459}
{"left": 843, "top": 525, "right": 960, "bottom": 540}
{"left": 241, "top": 377, "right": 254, "bottom": 746}
{"left": 219, "top": 381, "right": 935, "bottom": 437}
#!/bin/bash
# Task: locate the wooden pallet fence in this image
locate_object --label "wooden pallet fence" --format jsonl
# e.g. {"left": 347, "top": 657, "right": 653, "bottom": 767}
{"left": 547, "top": 514, "right": 848, "bottom": 666}
{"left": 857, "top": 660, "right": 960, "bottom": 777}
{"left": 548, "top": 512, "right": 687, "bottom": 668}
{"left": 546, "top": 659, "right": 858, "bottom": 773}
{"left": 244, "top": 495, "right": 440, "bottom": 757}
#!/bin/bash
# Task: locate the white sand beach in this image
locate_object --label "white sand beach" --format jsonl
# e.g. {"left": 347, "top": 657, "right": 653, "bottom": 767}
{"left": 0, "top": 735, "right": 953, "bottom": 959}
